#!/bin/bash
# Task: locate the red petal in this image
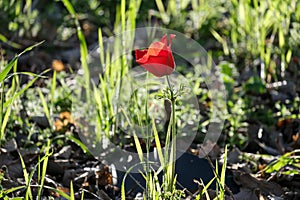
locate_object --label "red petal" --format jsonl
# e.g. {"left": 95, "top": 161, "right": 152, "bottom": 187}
{"left": 139, "top": 52, "right": 175, "bottom": 77}
{"left": 160, "top": 34, "right": 168, "bottom": 45}
{"left": 168, "top": 34, "right": 176, "bottom": 47}
{"left": 135, "top": 49, "right": 147, "bottom": 60}
{"left": 135, "top": 34, "right": 176, "bottom": 77}
{"left": 147, "top": 41, "right": 165, "bottom": 56}
{"left": 140, "top": 63, "right": 174, "bottom": 77}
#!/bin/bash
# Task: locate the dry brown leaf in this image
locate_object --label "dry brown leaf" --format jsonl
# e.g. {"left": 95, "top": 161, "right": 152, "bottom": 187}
{"left": 96, "top": 165, "right": 113, "bottom": 187}
{"left": 52, "top": 59, "right": 64, "bottom": 72}
{"left": 292, "top": 133, "right": 299, "bottom": 142}
{"left": 233, "top": 171, "right": 283, "bottom": 197}
{"left": 55, "top": 112, "right": 75, "bottom": 131}
{"left": 54, "top": 119, "right": 63, "bottom": 131}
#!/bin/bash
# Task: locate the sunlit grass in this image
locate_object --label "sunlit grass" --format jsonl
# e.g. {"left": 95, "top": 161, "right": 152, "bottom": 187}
{"left": 0, "top": 0, "right": 299, "bottom": 199}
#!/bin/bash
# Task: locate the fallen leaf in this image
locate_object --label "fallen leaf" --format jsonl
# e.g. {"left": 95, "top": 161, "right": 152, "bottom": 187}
{"left": 54, "top": 119, "right": 63, "bottom": 131}
{"left": 52, "top": 59, "right": 64, "bottom": 72}
{"left": 233, "top": 171, "right": 283, "bottom": 197}
{"left": 96, "top": 165, "right": 113, "bottom": 187}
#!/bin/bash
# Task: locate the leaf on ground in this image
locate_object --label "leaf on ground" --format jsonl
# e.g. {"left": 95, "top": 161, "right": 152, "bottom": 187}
{"left": 233, "top": 171, "right": 284, "bottom": 197}
{"left": 2, "top": 139, "right": 17, "bottom": 153}
{"left": 96, "top": 165, "right": 113, "bottom": 187}
{"left": 52, "top": 60, "right": 65, "bottom": 72}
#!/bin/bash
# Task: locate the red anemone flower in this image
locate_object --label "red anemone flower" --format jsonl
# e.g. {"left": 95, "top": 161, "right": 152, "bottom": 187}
{"left": 135, "top": 34, "right": 176, "bottom": 77}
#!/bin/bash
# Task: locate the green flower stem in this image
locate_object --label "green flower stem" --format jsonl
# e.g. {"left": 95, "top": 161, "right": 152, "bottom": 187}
{"left": 166, "top": 75, "right": 176, "bottom": 192}
{"left": 145, "top": 72, "right": 151, "bottom": 199}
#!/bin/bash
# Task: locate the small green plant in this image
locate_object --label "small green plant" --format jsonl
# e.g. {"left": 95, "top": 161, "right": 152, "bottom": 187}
{"left": 0, "top": 41, "right": 45, "bottom": 145}
{"left": 152, "top": 0, "right": 223, "bottom": 37}
{"left": 0, "top": 0, "right": 40, "bottom": 42}
{"left": 212, "top": 0, "right": 298, "bottom": 81}
{"left": 3, "top": 140, "right": 80, "bottom": 199}
{"left": 123, "top": 118, "right": 186, "bottom": 200}
{"left": 195, "top": 145, "right": 232, "bottom": 200}
{"left": 263, "top": 149, "right": 300, "bottom": 175}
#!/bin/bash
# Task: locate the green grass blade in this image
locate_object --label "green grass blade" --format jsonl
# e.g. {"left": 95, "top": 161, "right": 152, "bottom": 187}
{"left": 210, "top": 29, "right": 229, "bottom": 55}
{"left": 121, "top": 0, "right": 126, "bottom": 33}
{"left": 155, "top": 0, "right": 169, "bottom": 24}
{"left": 70, "top": 181, "right": 75, "bottom": 200}
{"left": 38, "top": 140, "right": 52, "bottom": 198}
{"left": 3, "top": 69, "right": 51, "bottom": 108}
{"left": 43, "top": 185, "right": 71, "bottom": 199}
{"left": 0, "top": 33, "right": 21, "bottom": 49}
{"left": 133, "top": 132, "right": 144, "bottom": 162}
{"left": 81, "top": 189, "right": 84, "bottom": 200}
{"left": 0, "top": 41, "right": 44, "bottom": 83}
{"left": 61, "top": 0, "right": 90, "bottom": 104}
{"left": 37, "top": 88, "right": 51, "bottom": 126}
{"left": 221, "top": 145, "right": 228, "bottom": 184}
{"left": 3, "top": 186, "right": 26, "bottom": 196}
{"left": 60, "top": 0, "right": 76, "bottom": 16}
{"left": 5, "top": 71, "right": 47, "bottom": 81}
{"left": 19, "top": 152, "right": 33, "bottom": 200}
{"left": 0, "top": 106, "right": 11, "bottom": 141}
{"left": 65, "top": 135, "right": 91, "bottom": 156}
{"left": 51, "top": 70, "right": 57, "bottom": 107}
{"left": 77, "top": 29, "right": 90, "bottom": 102}
{"left": 152, "top": 119, "right": 164, "bottom": 167}
{"left": 98, "top": 29, "right": 105, "bottom": 67}
{"left": 220, "top": 145, "right": 228, "bottom": 199}
{"left": 0, "top": 57, "right": 17, "bottom": 83}
{"left": 194, "top": 177, "right": 216, "bottom": 200}
{"left": 121, "top": 162, "right": 145, "bottom": 200}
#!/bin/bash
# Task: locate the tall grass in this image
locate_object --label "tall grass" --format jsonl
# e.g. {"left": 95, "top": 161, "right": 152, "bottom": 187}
{"left": 4, "top": 140, "right": 79, "bottom": 199}
{"left": 195, "top": 145, "right": 230, "bottom": 200}
{"left": 92, "top": 0, "right": 141, "bottom": 140}
{"left": 0, "top": 41, "right": 45, "bottom": 144}
{"left": 153, "top": 0, "right": 223, "bottom": 37}
{"left": 212, "top": 0, "right": 297, "bottom": 81}
{"left": 3, "top": 0, "right": 290, "bottom": 199}
{"left": 61, "top": 0, "right": 90, "bottom": 104}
